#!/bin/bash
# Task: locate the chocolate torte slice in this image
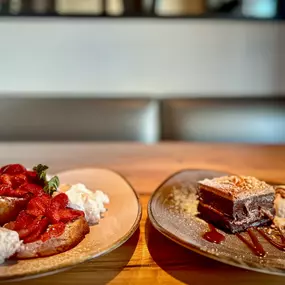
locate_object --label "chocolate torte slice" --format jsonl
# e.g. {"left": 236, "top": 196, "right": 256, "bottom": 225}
{"left": 197, "top": 175, "right": 275, "bottom": 233}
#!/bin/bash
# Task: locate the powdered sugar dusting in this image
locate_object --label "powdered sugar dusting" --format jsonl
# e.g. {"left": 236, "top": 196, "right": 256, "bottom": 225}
{"left": 199, "top": 175, "right": 274, "bottom": 200}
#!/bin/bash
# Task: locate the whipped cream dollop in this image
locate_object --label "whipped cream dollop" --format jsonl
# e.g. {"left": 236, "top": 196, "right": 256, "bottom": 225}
{"left": 0, "top": 227, "right": 22, "bottom": 264}
{"left": 64, "top": 183, "right": 109, "bottom": 225}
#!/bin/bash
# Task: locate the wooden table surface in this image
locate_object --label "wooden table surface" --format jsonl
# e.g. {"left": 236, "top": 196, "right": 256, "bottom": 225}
{"left": 2, "top": 142, "right": 285, "bottom": 285}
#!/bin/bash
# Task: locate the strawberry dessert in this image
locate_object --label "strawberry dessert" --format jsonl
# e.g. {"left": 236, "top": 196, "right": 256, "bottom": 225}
{"left": 0, "top": 163, "right": 91, "bottom": 261}
{"left": 5, "top": 193, "right": 85, "bottom": 244}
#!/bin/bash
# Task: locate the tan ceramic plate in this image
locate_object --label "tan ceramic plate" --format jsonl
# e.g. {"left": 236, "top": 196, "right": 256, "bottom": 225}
{"left": 148, "top": 169, "right": 285, "bottom": 276}
{"left": 0, "top": 168, "right": 141, "bottom": 282}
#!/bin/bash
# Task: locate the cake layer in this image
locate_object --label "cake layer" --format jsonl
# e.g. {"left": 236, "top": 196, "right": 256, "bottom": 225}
{"left": 197, "top": 175, "right": 275, "bottom": 233}
{"left": 197, "top": 188, "right": 275, "bottom": 219}
{"left": 198, "top": 202, "right": 273, "bottom": 233}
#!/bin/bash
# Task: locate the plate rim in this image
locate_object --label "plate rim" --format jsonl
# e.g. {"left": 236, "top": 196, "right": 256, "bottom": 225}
{"left": 0, "top": 167, "right": 142, "bottom": 282}
{"left": 147, "top": 168, "right": 285, "bottom": 277}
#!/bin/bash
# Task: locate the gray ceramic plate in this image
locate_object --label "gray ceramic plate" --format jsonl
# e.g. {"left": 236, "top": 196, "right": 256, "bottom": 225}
{"left": 148, "top": 169, "right": 285, "bottom": 276}
{"left": 0, "top": 168, "right": 142, "bottom": 282}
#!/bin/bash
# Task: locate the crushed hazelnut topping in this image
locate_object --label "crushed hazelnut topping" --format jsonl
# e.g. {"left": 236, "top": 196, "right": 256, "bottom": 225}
{"left": 199, "top": 175, "right": 274, "bottom": 199}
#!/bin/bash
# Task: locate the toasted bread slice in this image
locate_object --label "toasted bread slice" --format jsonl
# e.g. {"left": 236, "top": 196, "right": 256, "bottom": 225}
{"left": 16, "top": 217, "right": 90, "bottom": 259}
{"left": 0, "top": 197, "right": 28, "bottom": 226}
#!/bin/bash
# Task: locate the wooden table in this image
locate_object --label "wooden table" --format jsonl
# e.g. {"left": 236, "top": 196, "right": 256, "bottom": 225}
{"left": 2, "top": 142, "right": 285, "bottom": 285}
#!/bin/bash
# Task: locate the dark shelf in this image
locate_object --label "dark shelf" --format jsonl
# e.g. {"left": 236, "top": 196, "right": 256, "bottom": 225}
{"left": 0, "top": 14, "right": 284, "bottom": 22}
{"left": 1, "top": 0, "right": 284, "bottom": 21}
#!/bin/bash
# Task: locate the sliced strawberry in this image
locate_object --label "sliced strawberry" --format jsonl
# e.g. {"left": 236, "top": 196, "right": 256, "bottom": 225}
{"left": 41, "top": 222, "right": 66, "bottom": 242}
{"left": 0, "top": 174, "right": 13, "bottom": 186}
{"left": 46, "top": 204, "right": 83, "bottom": 224}
{"left": 23, "top": 217, "right": 49, "bottom": 244}
{"left": 17, "top": 229, "right": 29, "bottom": 239}
{"left": 18, "top": 228, "right": 31, "bottom": 239}
{"left": 51, "top": 193, "right": 68, "bottom": 209}
{"left": 0, "top": 184, "right": 11, "bottom": 196}
{"left": 14, "top": 211, "right": 34, "bottom": 230}
{"left": 6, "top": 189, "right": 29, "bottom": 198}
{"left": 26, "top": 194, "right": 51, "bottom": 217}
{"left": 17, "top": 215, "right": 45, "bottom": 239}
{"left": 58, "top": 208, "right": 84, "bottom": 223}
{"left": 46, "top": 205, "right": 61, "bottom": 223}
{"left": 15, "top": 212, "right": 36, "bottom": 239}
{"left": 19, "top": 183, "right": 43, "bottom": 196}
{"left": 12, "top": 174, "right": 27, "bottom": 188}
{"left": 26, "top": 170, "right": 42, "bottom": 184}
{"left": 0, "top": 164, "right": 26, "bottom": 175}
{"left": 0, "top": 184, "right": 29, "bottom": 198}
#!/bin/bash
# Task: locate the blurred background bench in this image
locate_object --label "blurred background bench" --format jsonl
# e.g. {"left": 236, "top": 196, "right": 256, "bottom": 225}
{"left": 1, "top": 0, "right": 284, "bottom": 144}
{"left": 1, "top": 97, "right": 284, "bottom": 143}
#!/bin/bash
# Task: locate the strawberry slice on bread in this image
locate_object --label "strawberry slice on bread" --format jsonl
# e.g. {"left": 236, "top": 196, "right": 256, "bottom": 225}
{"left": 2, "top": 163, "right": 90, "bottom": 258}
{"left": 0, "top": 164, "right": 44, "bottom": 226}
{"left": 0, "top": 163, "right": 61, "bottom": 226}
{"left": 5, "top": 193, "right": 89, "bottom": 259}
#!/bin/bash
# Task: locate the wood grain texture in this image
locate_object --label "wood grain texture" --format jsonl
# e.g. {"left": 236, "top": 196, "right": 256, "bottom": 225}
{"left": 1, "top": 142, "right": 285, "bottom": 285}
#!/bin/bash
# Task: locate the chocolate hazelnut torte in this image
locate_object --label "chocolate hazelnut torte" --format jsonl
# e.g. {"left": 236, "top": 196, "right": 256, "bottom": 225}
{"left": 197, "top": 175, "right": 275, "bottom": 233}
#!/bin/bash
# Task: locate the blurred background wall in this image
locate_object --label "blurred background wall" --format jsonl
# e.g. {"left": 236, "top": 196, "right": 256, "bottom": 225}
{"left": 0, "top": 0, "right": 285, "bottom": 143}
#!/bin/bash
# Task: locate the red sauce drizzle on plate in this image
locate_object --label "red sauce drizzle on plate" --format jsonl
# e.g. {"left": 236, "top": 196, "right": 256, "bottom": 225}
{"left": 257, "top": 228, "right": 285, "bottom": 251}
{"left": 202, "top": 224, "right": 225, "bottom": 244}
{"left": 201, "top": 224, "right": 285, "bottom": 256}
{"left": 236, "top": 228, "right": 266, "bottom": 257}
